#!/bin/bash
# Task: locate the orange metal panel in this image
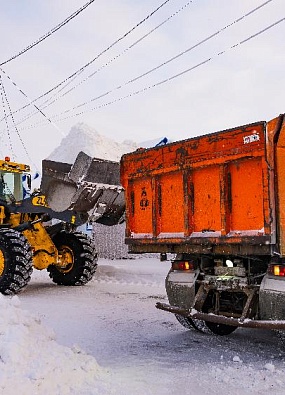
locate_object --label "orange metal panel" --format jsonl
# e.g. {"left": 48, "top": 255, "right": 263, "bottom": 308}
{"left": 156, "top": 172, "right": 185, "bottom": 236}
{"left": 228, "top": 158, "right": 264, "bottom": 232}
{"left": 191, "top": 166, "right": 221, "bottom": 233}
{"left": 120, "top": 116, "right": 285, "bottom": 254}
{"left": 127, "top": 178, "right": 153, "bottom": 236}
{"left": 121, "top": 122, "right": 266, "bottom": 180}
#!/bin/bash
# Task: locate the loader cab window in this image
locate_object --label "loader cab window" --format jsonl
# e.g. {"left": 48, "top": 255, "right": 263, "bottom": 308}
{"left": 0, "top": 171, "right": 23, "bottom": 203}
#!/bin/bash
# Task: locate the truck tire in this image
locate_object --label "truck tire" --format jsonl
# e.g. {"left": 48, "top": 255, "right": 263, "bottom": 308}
{"left": 175, "top": 314, "right": 195, "bottom": 330}
{"left": 175, "top": 314, "right": 212, "bottom": 334}
{"left": 0, "top": 228, "right": 33, "bottom": 295}
{"left": 205, "top": 321, "right": 237, "bottom": 336}
{"left": 48, "top": 231, "right": 98, "bottom": 286}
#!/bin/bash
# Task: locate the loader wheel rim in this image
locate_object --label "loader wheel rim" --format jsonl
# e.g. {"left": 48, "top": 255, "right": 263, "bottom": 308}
{"left": 57, "top": 245, "right": 74, "bottom": 273}
{"left": 0, "top": 249, "right": 4, "bottom": 277}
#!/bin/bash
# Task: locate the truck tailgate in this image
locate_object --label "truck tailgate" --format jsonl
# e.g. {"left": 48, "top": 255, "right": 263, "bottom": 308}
{"left": 121, "top": 116, "right": 285, "bottom": 256}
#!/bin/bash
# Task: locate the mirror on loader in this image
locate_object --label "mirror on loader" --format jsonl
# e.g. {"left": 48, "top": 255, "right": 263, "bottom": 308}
{"left": 41, "top": 151, "right": 126, "bottom": 226}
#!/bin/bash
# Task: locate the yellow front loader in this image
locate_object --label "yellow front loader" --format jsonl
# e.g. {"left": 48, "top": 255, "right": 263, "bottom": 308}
{"left": 0, "top": 156, "right": 98, "bottom": 294}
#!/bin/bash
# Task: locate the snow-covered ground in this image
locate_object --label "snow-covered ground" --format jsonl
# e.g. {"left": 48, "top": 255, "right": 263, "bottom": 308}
{"left": 2, "top": 257, "right": 285, "bottom": 395}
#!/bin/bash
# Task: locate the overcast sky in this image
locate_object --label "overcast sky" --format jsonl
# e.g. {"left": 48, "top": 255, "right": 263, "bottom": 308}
{"left": 0, "top": 0, "right": 284, "bottom": 169}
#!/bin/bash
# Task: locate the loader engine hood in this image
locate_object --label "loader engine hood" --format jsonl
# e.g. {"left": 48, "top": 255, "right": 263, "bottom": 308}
{"left": 41, "top": 151, "right": 125, "bottom": 226}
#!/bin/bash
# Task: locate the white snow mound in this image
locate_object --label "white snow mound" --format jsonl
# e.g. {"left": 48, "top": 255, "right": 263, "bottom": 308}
{"left": 47, "top": 122, "right": 138, "bottom": 163}
{"left": 0, "top": 294, "right": 111, "bottom": 395}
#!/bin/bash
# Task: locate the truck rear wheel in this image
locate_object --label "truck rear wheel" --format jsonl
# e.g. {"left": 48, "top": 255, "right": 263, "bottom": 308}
{"left": 48, "top": 231, "right": 98, "bottom": 286}
{"left": 0, "top": 228, "right": 33, "bottom": 295}
{"left": 205, "top": 321, "right": 237, "bottom": 336}
{"left": 175, "top": 314, "right": 212, "bottom": 334}
{"left": 175, "top": 313, "right": 237, "bottom": 335}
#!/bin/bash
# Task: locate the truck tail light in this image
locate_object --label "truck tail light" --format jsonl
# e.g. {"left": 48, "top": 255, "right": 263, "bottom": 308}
{"left": 269, "top": 264, "right": 285, "bottom": 277}
{"left": 172, "top": 261, "right": 194, "bottom": 271}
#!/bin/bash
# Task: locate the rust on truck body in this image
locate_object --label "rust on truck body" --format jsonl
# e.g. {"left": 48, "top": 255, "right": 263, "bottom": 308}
{"left": 121, "top": 115, "right": 285, "bottom": 257}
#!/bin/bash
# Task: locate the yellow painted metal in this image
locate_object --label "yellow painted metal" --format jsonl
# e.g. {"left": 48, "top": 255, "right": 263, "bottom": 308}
{"left": 56, "top": 245, "right": 74, "bottom": 273}
{"left": 0, "top": 249, "right": 5, "bottom": 276}
{"left": 0, "top": 159, "right": 30, "bottom": 173}
{"left": 31, "top": 195, "right": 49, "bottom": 208}
{"left": 8, "top": 213, "right": 25, "bottom": 227}
{"left": 23, "top": 221, "right": 58, "bottom": 270}
{"left": 0, "top": 206, "right": 5, "bottom": 225}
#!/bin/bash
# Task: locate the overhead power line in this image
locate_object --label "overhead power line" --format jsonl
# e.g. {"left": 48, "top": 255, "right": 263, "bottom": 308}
{"left": 0, "top": 67, "right": 65, "bottom": 137}
{"left": 2, "top": 0, "right": 172, "bottom": 121}
{"left": 35, "top": 0, "right": 275, "bottom": 119}
{"left": 22, "top": 15, "right": 284, "bottom": 130}
{"left": 0, "top": 0, "right": 97, "bottom": 66}
{"left": 12, "top": 0, "right": 194, "bottom": 127}
{"left": 5, "top": 0, "right": 271, "bottom": 129}
{"left": 28, "top": 1, "right": 195, "bottom": 114}
{"left": 0, "top": 74, "right": 38, "bottom": 168}
{"left": 0, "top": 75, "right": 15, "bottom": 159}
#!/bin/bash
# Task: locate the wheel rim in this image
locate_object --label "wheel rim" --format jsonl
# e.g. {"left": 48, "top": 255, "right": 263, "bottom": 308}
{"left": 0, "top": 249, "right": 5, "bottom": 277}
{"left": 56, "top": 245, "right": 74, "bottom": 273}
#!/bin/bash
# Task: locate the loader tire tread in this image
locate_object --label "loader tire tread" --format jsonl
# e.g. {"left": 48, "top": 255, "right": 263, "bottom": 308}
{"left": 48, "top": 231, "right": 98, "bottom": 286}
{"left": 0, "top": 228, "right": 33, "bottom": 295}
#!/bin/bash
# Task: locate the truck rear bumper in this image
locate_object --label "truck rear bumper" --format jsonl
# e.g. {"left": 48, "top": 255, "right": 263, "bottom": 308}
{"left": 156, "top": 302, "right": 285, "bottom": 330}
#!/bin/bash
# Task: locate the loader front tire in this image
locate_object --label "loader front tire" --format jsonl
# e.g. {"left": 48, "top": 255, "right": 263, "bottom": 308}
{"left": 48, "top": 231, "right": 98, "bottom": 286}
{"left": 0, "top": 228, "right": 33, "bottom": 295}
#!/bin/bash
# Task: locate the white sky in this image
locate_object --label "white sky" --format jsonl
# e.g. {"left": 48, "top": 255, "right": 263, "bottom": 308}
{"left": 0, "top": 0, "right": 284, "bottom": 169}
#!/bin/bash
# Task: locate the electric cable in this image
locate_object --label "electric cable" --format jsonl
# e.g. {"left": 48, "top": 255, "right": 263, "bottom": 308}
{"left": 0, "top": 0, "right": 172, "bottom": 122}
{"left": 5, "top": 0, "right": 272, "bottom": 128}
{"left": 0, "top": 75, "right": 38, "bottom": 169}
{"left": 0, "top": 0, "right": 97, "bottom": 66}
{"left": 8, "top": 0, "right": 194, "bottom": 128}
{"left": 0, "top": 75, "right": 15, "bottom": 159}
{"left": 34, "top": 0, "right": 276, "bottom": 120}
{"left": 0, "top": 67, "right": 65, "bottom": 139}
{"left": 32, "top": 1, "right": 195, "bottom": 112}
{"left": 21, "top": 14, "right": 284, "bottom": 130}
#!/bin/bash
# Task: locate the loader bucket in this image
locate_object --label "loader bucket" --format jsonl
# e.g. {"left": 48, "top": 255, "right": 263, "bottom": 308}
{"left": 40, "top": 159, "right": 77, "bottom": 212}
{"left": 41, "top": 152, "right": 125, "bottom": 225}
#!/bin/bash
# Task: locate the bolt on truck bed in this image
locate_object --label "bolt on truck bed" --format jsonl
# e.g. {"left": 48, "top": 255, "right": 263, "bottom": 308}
{"left": 120, "top": 114, "right": 285, "bottom": 257}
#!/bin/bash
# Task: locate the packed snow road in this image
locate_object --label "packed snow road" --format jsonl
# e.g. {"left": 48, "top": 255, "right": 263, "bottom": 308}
{"left": 20, "top": 257, "right": 285, "bottom": 395}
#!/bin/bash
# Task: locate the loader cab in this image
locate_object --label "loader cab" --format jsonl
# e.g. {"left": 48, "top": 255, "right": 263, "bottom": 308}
{"left": 0, "top": 158, "right": 30, "bottom": 204}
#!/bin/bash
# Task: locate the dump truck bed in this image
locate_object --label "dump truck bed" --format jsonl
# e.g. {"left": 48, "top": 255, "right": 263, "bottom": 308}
{"left": 121, "top": 114, "right": 285, "bottom": 257}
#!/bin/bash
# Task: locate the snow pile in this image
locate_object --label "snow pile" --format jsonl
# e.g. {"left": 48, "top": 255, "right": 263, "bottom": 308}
{"left": 47, "top": 122, "right": 138, "bottom": 163}
{"left": 210, "top": 360, "right": 285, "bottom": 393}
{"left": 0, "top": 294, "right": 112, "bottom": 395}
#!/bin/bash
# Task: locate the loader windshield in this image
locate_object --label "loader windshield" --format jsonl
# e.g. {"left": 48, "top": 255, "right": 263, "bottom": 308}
{"left": 0, "top": 171, "right": 23, "bottom": 203}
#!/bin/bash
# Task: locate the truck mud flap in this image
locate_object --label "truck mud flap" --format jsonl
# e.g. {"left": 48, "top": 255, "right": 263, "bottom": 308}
{"left": 41, "top": 151, "right": 125, "bottom": 224}
{"left": 156, "top": 302, "right": 285, "bottom": 330}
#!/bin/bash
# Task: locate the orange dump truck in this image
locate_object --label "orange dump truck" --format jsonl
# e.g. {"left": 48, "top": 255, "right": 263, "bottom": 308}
{"left": 120, "top": 114, "right": 285, "bottom": 335}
